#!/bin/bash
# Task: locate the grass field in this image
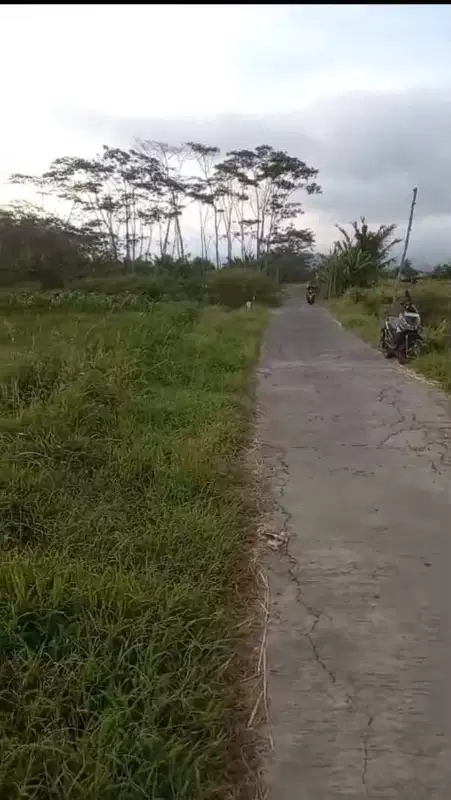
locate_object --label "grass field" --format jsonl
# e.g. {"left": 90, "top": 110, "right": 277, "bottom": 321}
{"left": 0, "top": 296, "right": 268, "bottom": 799}
{"left": 328, "top": 280, "right": 451, "bottom": 392}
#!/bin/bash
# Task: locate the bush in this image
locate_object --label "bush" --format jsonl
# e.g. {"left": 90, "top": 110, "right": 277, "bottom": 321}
{"left": 423, "top": 320, "right": 450, "bottom": 353}
{"left": 74, "top": 270, "right": 282, "bottom": 309}
{"left": 206, "top": 269, "right": 281, "bottom": 308}
{"left": 71, "top": 275, "right": 174, "bottom": 300}
{"left": 346, "top": 287, "right": 395, "bottom": 319}
{"left": 0, "top": 270, "right": 282, "bottom": 317}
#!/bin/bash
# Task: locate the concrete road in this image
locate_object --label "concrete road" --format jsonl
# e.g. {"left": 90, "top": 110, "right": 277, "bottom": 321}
{"left": 258, "top": 299, "right": 451, "bottom": 799}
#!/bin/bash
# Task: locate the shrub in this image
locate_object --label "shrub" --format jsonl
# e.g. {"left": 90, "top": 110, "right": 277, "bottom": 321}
{"left": 206, "top": 269, "right": 281, "bottom": 309}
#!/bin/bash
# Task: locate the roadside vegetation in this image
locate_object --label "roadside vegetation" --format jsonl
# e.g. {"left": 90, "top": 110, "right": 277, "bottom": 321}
{"left": 319, "top": 216, "right": 451, "bottom": 392}
{"left": 0, "top": 139, "right": 321, "bottom": 797}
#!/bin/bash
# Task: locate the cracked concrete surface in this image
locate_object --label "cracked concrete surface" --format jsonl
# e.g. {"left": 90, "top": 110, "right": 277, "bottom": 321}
{"left": 258, "top": 299, "right": 451, "bottom": 799}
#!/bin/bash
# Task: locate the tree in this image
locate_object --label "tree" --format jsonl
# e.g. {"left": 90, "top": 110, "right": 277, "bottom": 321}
{"left": 186, "top": 142, "right": 221, "bottom": 267}
{"left": 9, "top": 139, "right": 321, "bottom": 273}
{"left": 329, "top": 246, "right": 375, "bottom": 296}
{"left": 321, "top": 216, "right": 402, "bottom": 296}
{"left": 0, "top": 203, "right": 110, "bottom": 288}
{"left": 11, "top": 146, "right": 167, "bottom": 267}
{"left": 214, "top": 145, "right": 320, "bottom": 269}
{"left": 265, "top": 226, "right": 315, "bottom": 283}
{"left": 133, "top": 140, "right": 191, "bottom": 261}
{"left": 397, "top": 257, "right": 418, "bottom": 282}
{"left": 432, "top": 262, "right": 451, "bottom": 279}
{"left": 335, "top": 216, "right": 401, "bottom": 270}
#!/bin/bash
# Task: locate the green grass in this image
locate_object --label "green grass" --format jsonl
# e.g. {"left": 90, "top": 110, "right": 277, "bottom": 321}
{"left": 328, "top": 280, "right": 451, "bottom": 391}
{"left": 0, "top": 270, "right": 281, "bottom": 313}
{"left": 0, "top": 299, "right": 268, "bottom": 799}
{"left": 71, "top": 270, "right": 282, "bottom": 309}
{"left": 328, "top": 296, "right": 380, "bottom": 347}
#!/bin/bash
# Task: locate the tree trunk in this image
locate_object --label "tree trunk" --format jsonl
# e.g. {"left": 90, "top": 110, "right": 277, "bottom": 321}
{"left": 213, "top": 207, "right": 220, "bottom": 269}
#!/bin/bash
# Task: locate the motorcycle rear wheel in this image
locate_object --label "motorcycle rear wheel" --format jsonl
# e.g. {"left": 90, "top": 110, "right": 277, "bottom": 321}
{"left": 380, "top": 330, "right": 393, "bottom": 358}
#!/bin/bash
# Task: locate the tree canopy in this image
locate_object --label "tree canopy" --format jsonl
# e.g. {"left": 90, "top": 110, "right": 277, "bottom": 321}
{"left": 4, "top": 140, "right": 321, "bottom": 286}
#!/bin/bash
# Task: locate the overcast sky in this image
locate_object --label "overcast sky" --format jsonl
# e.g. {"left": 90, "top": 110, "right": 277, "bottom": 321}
{"left": 1, "top": 3, "right": 451, "bottom": 265}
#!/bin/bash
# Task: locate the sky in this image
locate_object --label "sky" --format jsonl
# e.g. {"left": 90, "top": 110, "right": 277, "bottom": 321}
{"left": 2, "top": 3, "right": 451, "bottom": 266}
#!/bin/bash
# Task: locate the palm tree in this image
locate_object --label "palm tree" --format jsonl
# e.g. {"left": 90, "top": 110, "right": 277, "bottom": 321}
{"left": 335, "top": 216, "right": 401, "bottom": 270}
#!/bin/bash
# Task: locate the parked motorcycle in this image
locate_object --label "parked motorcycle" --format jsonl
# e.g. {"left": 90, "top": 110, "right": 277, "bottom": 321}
{"left": 380, "top": 308, "right": 423, "bottom": 364}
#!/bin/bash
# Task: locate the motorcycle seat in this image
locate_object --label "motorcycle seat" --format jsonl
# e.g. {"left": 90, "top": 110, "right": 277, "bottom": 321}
{"left": 386, "top": 315, "right": 399, "bottom": 328}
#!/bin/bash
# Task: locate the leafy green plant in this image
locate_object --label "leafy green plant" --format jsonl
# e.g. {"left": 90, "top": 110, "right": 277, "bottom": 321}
{"left": 321, "top": 216, "right": 402, "bottom": 298}
{"left": 335, "top": 216, "right": 401, "bottom": 269}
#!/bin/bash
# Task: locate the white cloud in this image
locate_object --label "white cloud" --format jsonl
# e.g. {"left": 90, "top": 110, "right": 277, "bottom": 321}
{"left": 1, "top": 3, "right": 451, "bottom": 262}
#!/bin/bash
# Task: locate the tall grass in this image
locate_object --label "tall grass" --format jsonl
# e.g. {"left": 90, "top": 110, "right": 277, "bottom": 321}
{"left": 0, "top": 270, "right": 281, "bottom": 315}
{"left": 0, "top": 299, "right": 268, "bottom": 799}
{"left": 71, "top": 270, "right": 281, "bottom": 309}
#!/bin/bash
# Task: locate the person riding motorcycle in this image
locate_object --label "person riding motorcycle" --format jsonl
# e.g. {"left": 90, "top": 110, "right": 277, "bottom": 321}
{"left": 383, "top": 290, "right": 421, "bottom": 354}
{"left": 400, "top": 290, "right": 418, "bottom": 315}
{"left": 306, "top": 281, "right": 316, "bottom": 300}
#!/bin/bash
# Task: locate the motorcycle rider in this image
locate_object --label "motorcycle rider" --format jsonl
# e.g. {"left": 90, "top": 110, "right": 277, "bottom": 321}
{"left": 400, "top": 289, "right": 418, "bottom": 314}
{"left": 306, "top": 280, "right": 316, "bottom": 301}
{"left": 384, "top": 290, "right": 421, "bottom": 354}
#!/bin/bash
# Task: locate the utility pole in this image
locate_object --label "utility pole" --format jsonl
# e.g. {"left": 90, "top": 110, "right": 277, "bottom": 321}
{"left": 395, "top": 187, "right": 418, "bottom": 293}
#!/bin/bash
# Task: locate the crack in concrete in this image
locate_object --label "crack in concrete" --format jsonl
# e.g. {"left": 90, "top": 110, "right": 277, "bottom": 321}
{"left": 306, "top": 627, "right": 338, "bottom": 685}
{"left": 362, "top": 716, "right": 374, "bottom": 793}
{"left": 259, "top": 300, "right": 451, "bottom": 797}
{"left": 373, "top": 389, "right": 451, "bottom": 486}
{"left": 287, "top": 552, "right": 330, "bottom": 627}
{"left": 267, "top": 437, "right": 374, "bottom": 757}
{"left": 264, "top": 386, "right": 451, "bottom": 780}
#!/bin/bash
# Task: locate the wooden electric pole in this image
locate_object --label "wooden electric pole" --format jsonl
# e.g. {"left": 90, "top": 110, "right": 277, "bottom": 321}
{"left": 395, "top": 187, "right": 418, "bottom": 292}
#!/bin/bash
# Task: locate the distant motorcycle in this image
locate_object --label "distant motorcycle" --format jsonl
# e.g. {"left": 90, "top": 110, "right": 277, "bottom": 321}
{"left": 306, "top": 287, "right": 316, "bottom": 305}
{"left": 380, "top": 308, "right": 423, "bottom": 364}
